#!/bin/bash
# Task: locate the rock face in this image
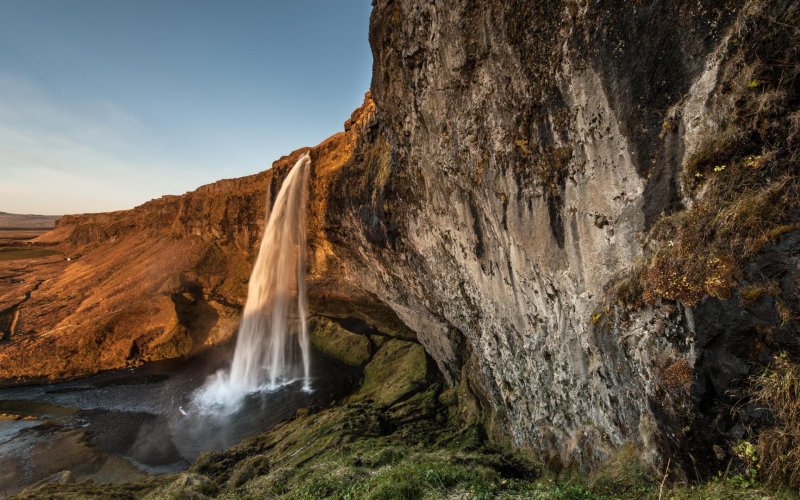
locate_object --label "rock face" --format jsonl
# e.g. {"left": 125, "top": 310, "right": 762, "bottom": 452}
{"left": 2, "top": 0, "right": 797, "bottom": 477}
{"left": 320, "top": 0, "right": 799, "bottom": 472}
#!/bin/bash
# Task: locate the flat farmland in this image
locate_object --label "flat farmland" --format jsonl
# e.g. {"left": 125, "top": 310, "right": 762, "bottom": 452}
{"left": 0, "top": 228, "right": 51, "bottom": 245}
{"left": 0, "top": 247, "right": 62, "bottom": 261}
{"left": 0, "top": 212, "right": 61, "bottom": 252}
{"left": 0, "top": 212, "right": 59, "bottom": 229}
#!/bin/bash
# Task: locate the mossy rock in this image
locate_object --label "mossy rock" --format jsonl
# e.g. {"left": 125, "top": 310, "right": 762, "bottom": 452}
{"left": 370, "top": 334, "right": 388, "bottom": 348}
{"left": 143, "top": 472, "right": 213, "bottom": 499}
{"left": 349, "top": 339, "right": 428, "bottom": 406}
{"left": 309, "top": 294, "right": 417, "bottom": 340}
{"left": 227, "top": 454, "right": 271, "bottom": 488}
{"left": 309, "top": 316, "right": 371, "bottom": 366}
{"left": 589, "top": 443, "right": 655, "bottom": 497}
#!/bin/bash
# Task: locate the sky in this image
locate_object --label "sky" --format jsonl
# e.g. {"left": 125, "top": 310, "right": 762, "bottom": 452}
{"left": 0, "top": 0, "right": 373, "bottom": 215}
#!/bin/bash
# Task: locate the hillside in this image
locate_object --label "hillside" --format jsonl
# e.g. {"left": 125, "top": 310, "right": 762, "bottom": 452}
{"left": 2, "top": 0, "right": 799, "bottom": 494}
{"left": 0, "top": 98, "right": 385, "bottom": 383}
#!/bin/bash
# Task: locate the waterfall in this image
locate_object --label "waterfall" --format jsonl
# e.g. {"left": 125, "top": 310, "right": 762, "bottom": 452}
{"left": 194, "top": 152, "right": 312, "bottom": 412}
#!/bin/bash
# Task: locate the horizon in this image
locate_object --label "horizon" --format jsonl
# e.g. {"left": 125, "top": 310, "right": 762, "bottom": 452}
{"left": 0, "top": 1, "right": 372, "bottom": 216}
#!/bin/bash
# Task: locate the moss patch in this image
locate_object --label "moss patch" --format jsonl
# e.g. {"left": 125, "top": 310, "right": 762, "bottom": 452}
{"left": 172, "top": 400, "right": 546, "bottom": 500}
{"left": 349, "top": 339, "right": 429, "bottom": 406}
{"left": 309, "top": 316, "right": 371, "bottom": 367}
{"left": 309, "top": 293, "right": 417, "bottom": 340}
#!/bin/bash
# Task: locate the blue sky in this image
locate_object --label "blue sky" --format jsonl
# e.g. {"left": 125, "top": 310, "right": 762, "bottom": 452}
{"left": 0, "top": 1, "right": 372, "bottom": 215}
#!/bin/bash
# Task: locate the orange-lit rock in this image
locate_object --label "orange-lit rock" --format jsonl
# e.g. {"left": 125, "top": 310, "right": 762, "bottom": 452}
{"left": 0, "top": 95, "right": 380, "bottom": 384}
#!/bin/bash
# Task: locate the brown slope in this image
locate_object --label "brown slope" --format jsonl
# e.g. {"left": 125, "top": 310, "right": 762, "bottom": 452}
{"left": 0, "top": 95, "right": 379, "bottom": 384}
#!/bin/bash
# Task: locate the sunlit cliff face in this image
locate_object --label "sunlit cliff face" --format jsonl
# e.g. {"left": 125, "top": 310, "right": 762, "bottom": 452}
{"left": 0, "top": 94, "right": 376, "bottom": 385}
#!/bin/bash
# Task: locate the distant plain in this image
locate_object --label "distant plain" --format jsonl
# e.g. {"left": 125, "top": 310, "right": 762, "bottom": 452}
{"left": 0, "top": 212, "right": 61, "bottom": 260}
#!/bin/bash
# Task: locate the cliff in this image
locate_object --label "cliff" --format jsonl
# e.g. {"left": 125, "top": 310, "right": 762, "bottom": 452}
{"left": 0, "top": 101, "right": 386, "bottom": 383}
{"left": 2, "top": 0, "right": 798, "bottom": 481}
{"left": 326, "top": 0, "right": 799, "bottom": 474}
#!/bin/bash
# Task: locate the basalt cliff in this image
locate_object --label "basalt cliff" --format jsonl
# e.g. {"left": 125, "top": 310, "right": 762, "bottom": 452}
{"left": 2, "top": 0, "right": 798, "bottom": 483}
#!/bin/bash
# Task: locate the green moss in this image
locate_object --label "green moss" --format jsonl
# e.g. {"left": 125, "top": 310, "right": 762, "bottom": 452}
{"left": 226, "top": 455, "right": 270, "bottom": 489}
{"left": 370, "top": 334, "right": 388, "bottom": 347}
{"left": 588, "top": 444, "right": 655, "bottom": 497}
{"left": 349, "top": 339, "right": 428, "bottom": 406}
{"left": 143, "top": 473, "right": 214, "bottom": 499}
{"left": 309, "top": 294, "right": 417, "bottom": 340}
{"left": 198, "top": 399, "right": 542, "bottom": 499}
{"left": 309, "top": 316, "right": 371, "bottom": 366}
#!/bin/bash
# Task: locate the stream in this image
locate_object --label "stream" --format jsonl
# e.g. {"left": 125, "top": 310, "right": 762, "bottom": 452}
{"left": 0, "top": 346, "right": 355, "bottom": 497}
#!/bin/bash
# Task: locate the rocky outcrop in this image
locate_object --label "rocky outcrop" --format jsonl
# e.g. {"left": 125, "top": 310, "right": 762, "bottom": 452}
{"left": 2, "top": 0, "right": 797, "bottom": 479}
{"left": 319, "top": 0, "right": 799, "bottom": 473}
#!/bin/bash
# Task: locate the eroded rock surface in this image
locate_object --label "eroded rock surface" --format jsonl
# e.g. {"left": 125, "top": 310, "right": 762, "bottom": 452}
{"left": 2, "top": 0, "right": 797, "bottom": 477}
{"left": 321, "top": 0, "right": 799, "bottom": 471}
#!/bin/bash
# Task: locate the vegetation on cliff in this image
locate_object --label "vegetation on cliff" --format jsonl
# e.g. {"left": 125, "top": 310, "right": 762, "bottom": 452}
{"left": 644, "top": 0, "right": 800, "bottom": 310}
{"left": 633, "top": 0, "right": 800, "bottom": 488}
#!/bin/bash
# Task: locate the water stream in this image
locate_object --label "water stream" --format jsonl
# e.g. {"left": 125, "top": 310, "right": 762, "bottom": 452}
{"left": 0, "top": 345, "right": 355, "bottom": 497}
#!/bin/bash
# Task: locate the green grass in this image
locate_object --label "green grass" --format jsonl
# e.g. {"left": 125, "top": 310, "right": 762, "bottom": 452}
{"left": 0, "top": 247, "right": 61, "bottom": 261}
{"left": 135, "top": 398, "right": 793, "bottom": 500}
{"left": 22, "top": 394, "right": 794, "bottom": 499}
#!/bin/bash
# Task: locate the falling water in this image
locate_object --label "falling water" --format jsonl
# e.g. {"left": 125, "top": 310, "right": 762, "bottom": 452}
{"left": 194, "top": 152, "right": 312, "bottom": 412}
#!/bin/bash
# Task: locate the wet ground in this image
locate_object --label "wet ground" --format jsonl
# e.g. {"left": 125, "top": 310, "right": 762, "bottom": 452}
{"left": 0, "top": 346, "right": 355, "bottom": 497}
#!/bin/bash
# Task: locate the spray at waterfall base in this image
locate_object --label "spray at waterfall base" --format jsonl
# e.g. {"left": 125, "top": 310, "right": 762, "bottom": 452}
{"left": 194, "top": 153, "right": 313, "bottom": 414}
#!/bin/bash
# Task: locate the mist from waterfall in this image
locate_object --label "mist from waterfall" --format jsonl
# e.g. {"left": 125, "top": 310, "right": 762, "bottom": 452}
{"left": 194, "top": 152, "right": 312, "bottom": 413}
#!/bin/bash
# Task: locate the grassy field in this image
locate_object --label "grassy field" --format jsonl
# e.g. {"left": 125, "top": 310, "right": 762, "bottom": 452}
{"left": 0, "top": 228, "right": 50, "bottom": 245}
{"left": 0, "top": 247, "right": 61, "bottom": 261}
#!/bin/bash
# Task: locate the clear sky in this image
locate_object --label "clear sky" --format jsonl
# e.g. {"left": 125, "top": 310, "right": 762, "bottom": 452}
{"left": 0, "top": 1, "right": 372, "bottom": 215}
